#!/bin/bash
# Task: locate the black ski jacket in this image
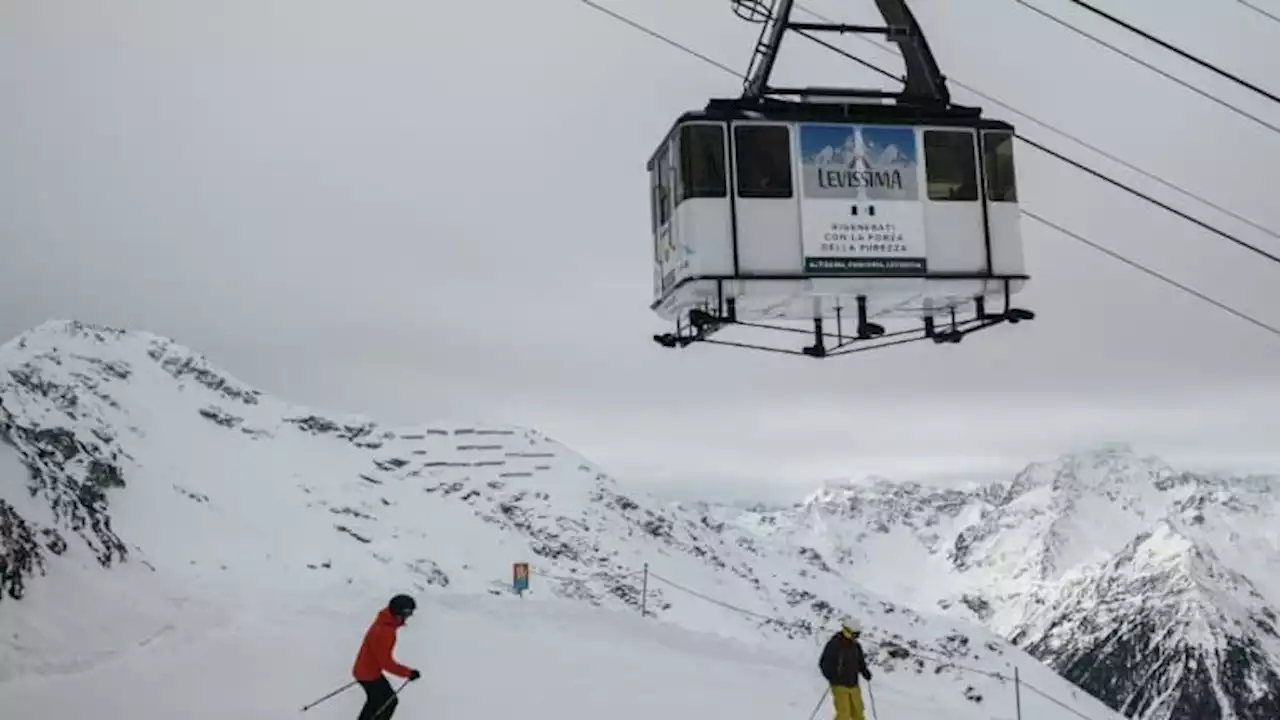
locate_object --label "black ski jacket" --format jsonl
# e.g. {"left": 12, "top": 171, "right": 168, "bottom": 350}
{"left": 818, "top": 632, "right": 872, "bottom": 687}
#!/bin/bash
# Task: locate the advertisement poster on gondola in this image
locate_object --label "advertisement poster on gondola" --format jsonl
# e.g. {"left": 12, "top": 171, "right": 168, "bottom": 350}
{"left": 797, "top": 123, "right": 928, "bottom": 275}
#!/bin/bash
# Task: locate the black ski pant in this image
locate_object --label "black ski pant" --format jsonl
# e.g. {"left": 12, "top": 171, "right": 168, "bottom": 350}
{"left": 357, "top": 676, "right": 398, "bottom": 720}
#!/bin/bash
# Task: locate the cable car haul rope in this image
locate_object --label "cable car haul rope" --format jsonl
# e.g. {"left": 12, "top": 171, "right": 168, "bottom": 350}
{"left": 577, "top": 0, "right": 1280, "bottom": 357}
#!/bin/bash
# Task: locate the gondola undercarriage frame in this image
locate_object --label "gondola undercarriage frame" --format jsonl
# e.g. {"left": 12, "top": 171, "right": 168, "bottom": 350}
{"left": 653, "top": 276, "right": 1035, "bottom": 358}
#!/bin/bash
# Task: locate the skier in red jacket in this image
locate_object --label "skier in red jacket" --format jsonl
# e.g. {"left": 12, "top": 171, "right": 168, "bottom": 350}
{"left": 352, "top": 594, "right": 421, "bottom": 720}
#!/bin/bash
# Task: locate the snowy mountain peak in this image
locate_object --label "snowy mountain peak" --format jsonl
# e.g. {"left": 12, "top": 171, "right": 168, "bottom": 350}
{"left": 0, "top": 320, "right": 1122, "bottom": 720}
{"left": 808, "top": 473, "right": 897, "bottom": 496}
{"left": 751, "top": 443, "right": 1280, "bottom": 719}
{"left": 1013, "top": 515, "right": 1280, "bottom": 720}
{"left": 804, "top": 475, "right": 971, "bottom": 516}
{"left": 1003, "top": 442, "right": 1174, "bottom": 498}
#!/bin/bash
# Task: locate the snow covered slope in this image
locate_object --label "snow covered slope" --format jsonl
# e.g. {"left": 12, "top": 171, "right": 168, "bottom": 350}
{"left": 0, "top": 319, "right": 1117, "bottom": 720}
{"left": 730, "top": 446, "right": 1280, "bottom": 720}
{"left": 0, "top": 590, "right": 1092, "bottom": 720}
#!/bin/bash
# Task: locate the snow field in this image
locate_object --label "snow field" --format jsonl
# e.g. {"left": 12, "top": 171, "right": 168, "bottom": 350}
{"left": 0, "top": 588, "right": 1101, "bottom": 720}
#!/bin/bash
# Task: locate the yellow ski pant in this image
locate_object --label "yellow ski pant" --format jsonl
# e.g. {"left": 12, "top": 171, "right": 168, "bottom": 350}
{"left": 831, "top": 684, "right": 865, "bottom": 720}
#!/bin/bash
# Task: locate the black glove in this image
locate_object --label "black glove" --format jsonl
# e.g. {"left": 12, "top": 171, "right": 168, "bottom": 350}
{"left": 863, "top": 670, "right": 872, "bottom": 681}
{"left": 408, "top": 669, "right": 421, "bottom": 681}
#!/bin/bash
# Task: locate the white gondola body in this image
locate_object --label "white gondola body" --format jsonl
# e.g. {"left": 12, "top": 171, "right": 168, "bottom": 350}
{"left": 649, "top": 114, "right": 1026, "bottom": 324}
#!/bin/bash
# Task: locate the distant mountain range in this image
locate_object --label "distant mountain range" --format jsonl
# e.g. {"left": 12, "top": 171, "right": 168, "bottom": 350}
{"left": 5, "top": 319, "right": 1275, "bottom": 718}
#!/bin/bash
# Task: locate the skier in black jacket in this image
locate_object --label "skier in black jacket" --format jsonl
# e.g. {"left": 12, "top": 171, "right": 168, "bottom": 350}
{"left": 818, "top": 617, "right": 872, "bottom": 720}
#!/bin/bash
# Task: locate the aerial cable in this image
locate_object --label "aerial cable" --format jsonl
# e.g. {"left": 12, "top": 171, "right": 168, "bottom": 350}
{"left": 788, "top": 28, "right": 901, "bottom": 83}
{"left": 573, "top": 0, "right": 1280, "bottom": 343}
{"left": 1018, "top": 134, "right": 1280, "bottom": 266}
{"left": 578, "top": 0, "right": 744, "bottom": 79}
{"left": 793, "top": 28, "right": 896, "bottom": 81}
{"left": 1009, "top": 0, "right": 1280, "bottom": 136}
{"left": 788, "top": 4, "right": 1280, "bottom": 267}
{"left": 1018, "top": 135, "right": 1280, "bottom": 265}
{"left": 1025, "top": 210, "right": 1280, "bottom": 339}
{"left": 790, "top": 2, "right": 1280, "bottom": 246}
{"left": 1240, "top": 0, "right": 1280, "bottom": 26}
{"left": 1061, "top": 0, "right": 1280, "bottom": 107}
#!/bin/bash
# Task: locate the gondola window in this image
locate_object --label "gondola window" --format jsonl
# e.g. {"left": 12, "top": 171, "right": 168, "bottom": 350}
{"left": 924, "top": 130, "right": 978, "bottom": 201}
{"left": 734, "top": 125, "right": 793, "bottom": 198}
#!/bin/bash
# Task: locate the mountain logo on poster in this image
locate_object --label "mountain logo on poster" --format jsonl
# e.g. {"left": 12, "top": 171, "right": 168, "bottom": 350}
{"left": 799, "top": 124, "right": 919, "bottom": 201}
{"left": 797, "top": 124, "right": 927, "bottom": 275}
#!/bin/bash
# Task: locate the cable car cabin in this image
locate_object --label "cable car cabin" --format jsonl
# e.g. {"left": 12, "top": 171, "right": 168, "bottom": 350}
{"left": 647, "top": 101, "right": 1028, "bottom": 331}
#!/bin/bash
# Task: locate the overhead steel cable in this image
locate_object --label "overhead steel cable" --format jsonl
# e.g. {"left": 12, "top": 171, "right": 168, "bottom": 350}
{"left": 791, "top": 1, "right": 1280, "bottom": 246}
{"left": 578, "top": 0, "right": 743, "bottom": 79}
{"left": 792, "top": 28, "right": 898, "bottom": 80}
{"left": 787, "top": 15, "right": 1280, "bottom": 332}
{"left": 1008, "top": 0, "right": 1280, "bottom": 135}
{"left": 1021, "top": 136, "right": 1280, "bottom": 266}
{"left": 790, "top": 1, "right": 1280, "bottom": 263}
{"left": 1240, "top": 0, "right": 1280, "bottom": 26}
{"left": 573, "top": 0, "right": 1280, "bottom": 343}
{"left": 793, "top": 3, "right": 1280, "bottom": 266}
{"left": 1062, "top": 0, "right": 1280, "bottom": 107}
{"left": 1025, "top": 210, "right": 1280, "bottom": 337}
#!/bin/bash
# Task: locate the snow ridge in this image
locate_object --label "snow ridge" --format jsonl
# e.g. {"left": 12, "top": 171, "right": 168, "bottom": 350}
{"left": 730, "top": 445, "right": 1280, "bottom": 720}
{"left": 1014, "top": 520, "right": 1280, "bottom": 719}
{"left": 0, "top": 320, "right": 1120, "bottom": 720}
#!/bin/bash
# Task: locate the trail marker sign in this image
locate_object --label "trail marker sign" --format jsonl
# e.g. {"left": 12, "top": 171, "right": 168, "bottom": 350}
{"left": 513, "top": 562, "right": 530, "bottom": 596}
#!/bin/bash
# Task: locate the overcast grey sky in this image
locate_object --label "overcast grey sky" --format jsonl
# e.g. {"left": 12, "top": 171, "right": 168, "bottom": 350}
{"left": 2, "top": 0, "right": 1279, "bottom": 502}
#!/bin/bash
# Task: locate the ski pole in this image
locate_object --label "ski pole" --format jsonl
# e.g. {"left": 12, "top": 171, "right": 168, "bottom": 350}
{"left": 867, "top": 681, "right": 879, "bottom": 720}
{"left": 300, "top": 680, "right": 357, "bottom": 711}
{"left": 808, "top": 687, "right": 830, "bottom": 720}
{"left": 371, "top": 677, "right": 413, "bottom": 719}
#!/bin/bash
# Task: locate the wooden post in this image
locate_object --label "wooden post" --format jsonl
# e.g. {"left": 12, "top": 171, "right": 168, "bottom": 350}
{"left": 640, "top": 563, "right": 649, "bottom": 616}
{"left": 1014, "top": 666, "right": 1023, "bottom": 720}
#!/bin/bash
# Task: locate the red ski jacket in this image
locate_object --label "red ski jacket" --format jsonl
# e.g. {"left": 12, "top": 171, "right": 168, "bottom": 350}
{"left": 353, "top": 608, "right": 415, "bottom": 681}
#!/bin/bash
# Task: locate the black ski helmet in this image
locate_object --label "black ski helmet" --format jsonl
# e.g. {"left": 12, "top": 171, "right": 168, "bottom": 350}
{"left": 388, "top": 594, "right": 416, "bottom": 619}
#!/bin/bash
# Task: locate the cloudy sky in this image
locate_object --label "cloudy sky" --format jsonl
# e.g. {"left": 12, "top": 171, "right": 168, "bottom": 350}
{"left": 2, "top": 0, "right": 1279, "bottom": 502}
